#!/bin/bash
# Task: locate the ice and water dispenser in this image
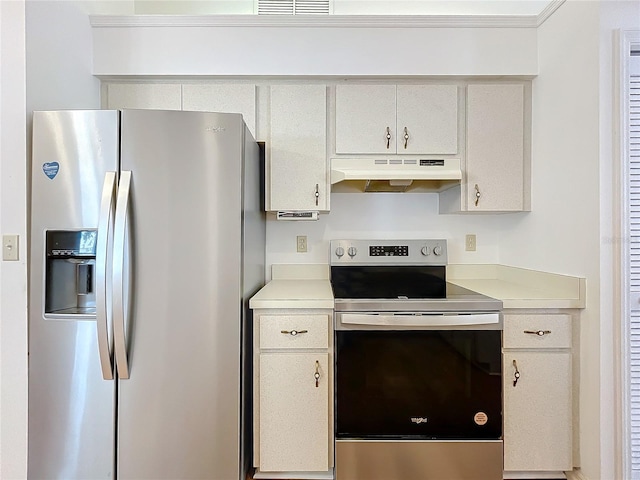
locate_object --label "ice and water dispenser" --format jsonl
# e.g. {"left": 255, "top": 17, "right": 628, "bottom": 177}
{"left": 44, "top": 230, "right": 98, "bottom": 318}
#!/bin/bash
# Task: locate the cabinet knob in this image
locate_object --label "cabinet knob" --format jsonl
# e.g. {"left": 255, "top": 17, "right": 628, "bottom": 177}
{"left": 314, "top": 360, "right": 321, "bottom": 388}
{"left": 280, "top": 329, "right": 308, "bottom": 336}
{"left": 386, "top": 126, "right": 392, "bottom": 149}
{"left": 474, "top": 184, "right": 481, "bottom": 207}
{"left": 524, "top": 330, "right": 552, "bottom": 336}
{"left": 512, "top": 359, "right": 520, "bottom": 387}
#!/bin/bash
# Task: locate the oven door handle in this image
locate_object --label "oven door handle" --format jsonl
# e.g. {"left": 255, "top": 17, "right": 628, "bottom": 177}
{"left": 340, "top": 313, "right": 501, "bottom": 327}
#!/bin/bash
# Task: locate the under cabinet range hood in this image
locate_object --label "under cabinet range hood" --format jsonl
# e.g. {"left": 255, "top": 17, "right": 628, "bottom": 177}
{"left": 331, "top": 158, "right": 462, "bottom": 192}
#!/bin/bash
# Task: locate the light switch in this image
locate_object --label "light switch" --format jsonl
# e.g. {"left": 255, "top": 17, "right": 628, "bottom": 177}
{"left": 3, "top": 235, "right": 19, "bottom": 261}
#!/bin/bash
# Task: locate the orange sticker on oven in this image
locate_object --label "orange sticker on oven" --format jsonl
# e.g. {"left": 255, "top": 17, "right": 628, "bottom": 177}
{"left": 474, "top": 412, "right": 488, "bottom": 425}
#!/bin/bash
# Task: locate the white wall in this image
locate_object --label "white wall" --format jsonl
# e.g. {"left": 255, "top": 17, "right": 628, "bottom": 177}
{"left": 497, "top": 1, "right": 640, "bottom": 478}
{"left": 90, "top": 18, "right": 538, "bottom": 77}
{"left": 499, "top": 0, "right": 602, "bottom": 474}
{"left": 266, "top": 193, "right": 503, "bottom": 272}
{"left": 0, "top": 2, "right": 28, "bottom": 479}
{"left": 0, "top": 1, "right": 114, "bottom": 478}
{"left": 27, "top": 1, "right": 103, "bottom": 111}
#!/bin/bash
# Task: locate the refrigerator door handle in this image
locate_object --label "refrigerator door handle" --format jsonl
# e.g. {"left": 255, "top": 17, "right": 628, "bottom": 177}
{"left": 96, "top": 172, "right": 116, "bottom": 380}
{"left": 113, "top": 170, "right": 132, "bottom": 379}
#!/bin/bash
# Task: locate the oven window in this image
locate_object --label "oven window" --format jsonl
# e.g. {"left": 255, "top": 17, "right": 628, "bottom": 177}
{"left": 335, "top": 330, "right": 502, "bottom": 440}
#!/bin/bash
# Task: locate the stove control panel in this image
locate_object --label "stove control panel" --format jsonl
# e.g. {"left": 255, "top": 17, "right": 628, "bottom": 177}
{"left": 370, "top": 245, "right": 408, "bottom": 256}
{"left": 330, "top": 239, "right": 447, "bottom": 265}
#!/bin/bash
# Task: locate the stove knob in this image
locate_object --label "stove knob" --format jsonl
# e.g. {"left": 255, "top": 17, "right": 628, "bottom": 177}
{"left": 421, "top": 246, "right": 431, "bottom": 256}
{"left": 335, "top": 246, "right": 345, "bottom": 258}
{"left": 433, "top": 245, "right": 443, "bottom": 256}
{"left": 347, "top": 246, "right": 358, "bottom": 258}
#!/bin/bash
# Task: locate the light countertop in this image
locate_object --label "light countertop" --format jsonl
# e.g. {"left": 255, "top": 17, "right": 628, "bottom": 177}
{"left": 249, "top": 264, "right": 334, "bottom": 309}
{"left": 249, "top": 263, "right": 586, "bottom": 310}
{"left": 447, "top": 264, "right": 586, "bottom": 309}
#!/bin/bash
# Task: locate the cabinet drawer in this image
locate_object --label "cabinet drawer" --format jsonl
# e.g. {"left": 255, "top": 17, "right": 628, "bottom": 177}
{"left": 260, "top": 315, "right": 329, "bottom": 349}
{"left": 503, "top": 314, "right": 571, "bottom": 349}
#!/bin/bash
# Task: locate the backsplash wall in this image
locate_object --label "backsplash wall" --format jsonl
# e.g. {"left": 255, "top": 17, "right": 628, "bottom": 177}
{"left": 265, "top": 191, "right": 507, "bottom": 279}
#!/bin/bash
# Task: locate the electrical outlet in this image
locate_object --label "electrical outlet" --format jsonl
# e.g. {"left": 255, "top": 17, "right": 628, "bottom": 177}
{"left": 465, "top": 234, "right": 477, "bottom": 252}
{"left": 296, "top": 235, "right": 308, "bottom": 253}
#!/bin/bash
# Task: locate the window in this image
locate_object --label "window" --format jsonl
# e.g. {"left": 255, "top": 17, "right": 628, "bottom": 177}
{"left": 622, "top": 30, "right": 640, "bottom": 479}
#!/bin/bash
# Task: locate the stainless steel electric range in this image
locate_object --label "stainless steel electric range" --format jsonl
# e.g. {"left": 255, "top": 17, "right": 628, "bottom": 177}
{"left": 331, "top": 239, "right": 504, "bottom": 480}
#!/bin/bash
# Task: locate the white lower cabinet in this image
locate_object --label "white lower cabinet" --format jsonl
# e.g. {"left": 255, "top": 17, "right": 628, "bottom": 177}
{"left": 259, "top": 352, "right": 329, "bottom": 472}
{"left": 502, "top": 313, "right": 573, "bottom": 475}
{"left": 253, "top": 311, "right": 334, "bottom": 479}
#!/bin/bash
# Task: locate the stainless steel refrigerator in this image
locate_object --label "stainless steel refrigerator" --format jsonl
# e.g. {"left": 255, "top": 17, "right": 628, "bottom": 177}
{"left": 29, "top": 109, "right": 265, "bottom": 479}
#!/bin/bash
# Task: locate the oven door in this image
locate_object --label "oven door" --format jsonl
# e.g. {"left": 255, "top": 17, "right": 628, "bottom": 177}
{"left": 335, "top": 316, "right": 502, "bottom": 440}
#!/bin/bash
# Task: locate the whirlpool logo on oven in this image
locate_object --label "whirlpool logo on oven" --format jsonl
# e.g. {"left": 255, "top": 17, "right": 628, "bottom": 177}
{"left": 410, "top": 417, "right": 428, "bottom": 424}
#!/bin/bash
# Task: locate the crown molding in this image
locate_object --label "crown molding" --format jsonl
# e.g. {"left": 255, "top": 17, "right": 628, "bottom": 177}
{"left": 90, "top": 13, "right": 542, "bottom": 29}
{"left": 536, "top": 0, "right": 566, "bottom": 27}
{"left": 90, "top": 2, "right": 569, "bottom": 30}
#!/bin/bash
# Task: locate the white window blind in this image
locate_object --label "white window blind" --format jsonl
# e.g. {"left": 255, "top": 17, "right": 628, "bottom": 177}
{"left": 630, "top": 53, "right": 640, "bottom": 285}
{"left": 628, "top": 43, "right": 640, "bottom": 478}
{"left": 257, "top": 0, "right": 330, "bottom": 15}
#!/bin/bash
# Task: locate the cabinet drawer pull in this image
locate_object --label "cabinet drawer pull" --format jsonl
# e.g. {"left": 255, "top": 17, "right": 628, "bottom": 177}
{"left": 280, "top": 329, "right": 308, "bottom": 336}
{"left": 315, "top": 183, "right": 319, "bottom": 206}
{"left": 314, "top": 360, "right": 321, "bottom": 387}
{"left": 474, "top": 184, "right": 481, "bottom": 206}
{"left": 524, "top": 330, "right": 552, "bottom": 336}
{"left": 512, "top": 359, "right": 520, "bottom": 387}
{"left": 386, "top": 126, "right": 392, "bottom": 149}
{"left": 403, "top": 126, "right": 409, "bottom": 149}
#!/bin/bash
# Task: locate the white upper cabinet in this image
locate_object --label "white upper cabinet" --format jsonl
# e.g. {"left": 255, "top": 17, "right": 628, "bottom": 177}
{"left": 104, "top": 83, "right": 258, "bottom": 138}
{"left": 465, "top": 83, "right": 526, "bottom": 211}
{"left": 105, "top": 83, "right": 182, "bottom": 110}
{"left": 335, "top": 85, "right": 396, "bottom": 154}
{"left": 396, "top": 85, "right": 459, "bottom": 154}
{"left": 268, "top": 84, "right": 328, "bottom": 212}
{"left": 439, "top": 82, "right": 530, "bottom": 213}
{"left": 335, "top": 84, "right": 458, "bottom": 155}
{"left": 182, "top": 84, "right": 257, "bottom": 139}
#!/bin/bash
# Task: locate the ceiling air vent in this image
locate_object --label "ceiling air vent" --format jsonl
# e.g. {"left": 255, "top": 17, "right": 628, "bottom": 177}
{"left": 257, "top": 0, "right": 330, "bottom": 15}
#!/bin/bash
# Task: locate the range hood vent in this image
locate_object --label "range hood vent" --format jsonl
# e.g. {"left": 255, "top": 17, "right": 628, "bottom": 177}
{"left": 331, "top": 158, "right": 462, "bottom": 193}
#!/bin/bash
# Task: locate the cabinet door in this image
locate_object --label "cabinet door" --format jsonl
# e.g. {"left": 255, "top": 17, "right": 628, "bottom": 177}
{"left": 181, "top": 84, "right": 257, "bottom": 139}
{"left": 259, "top": 352, "right": 329, "bottom": 472}
{"left": 466, "top": 84, "right": 525, "bottom": 211}
{"left": 396, "top": 85, "right": 458, "bottom": 154}
{"left": 335, "top": 85, "right": 396, "bottom": 154}
{"left": 105, "top": 83, "right": 182, "bottom": 110}
{"left": 503, "top": 351, "right": 572, "bottom": 472}
{"left": 269, "top": 85, "right": 328, "bottom": 211}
